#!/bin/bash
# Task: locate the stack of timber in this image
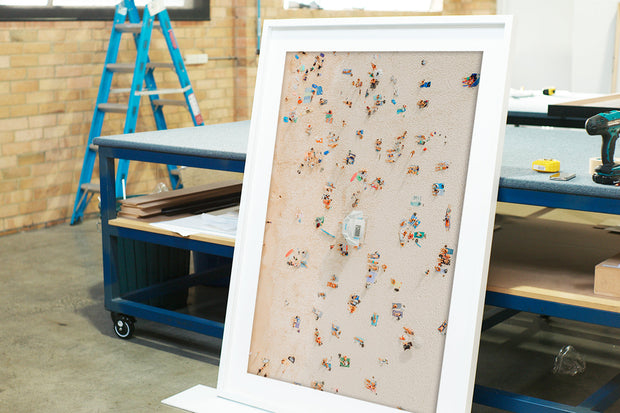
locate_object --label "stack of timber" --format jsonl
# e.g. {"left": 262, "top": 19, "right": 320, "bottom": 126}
{"left": 117, "top": 180, "right": 242, "bottom": 219}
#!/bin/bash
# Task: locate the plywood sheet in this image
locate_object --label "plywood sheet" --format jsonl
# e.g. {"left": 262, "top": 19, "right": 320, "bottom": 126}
{"left": 488, "top": 215, "right": 620, "bottom": 312}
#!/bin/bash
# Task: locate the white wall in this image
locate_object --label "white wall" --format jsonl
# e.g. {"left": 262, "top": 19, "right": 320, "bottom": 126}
{"left": 498, "top": 0, "right": 619, "bottom": 93}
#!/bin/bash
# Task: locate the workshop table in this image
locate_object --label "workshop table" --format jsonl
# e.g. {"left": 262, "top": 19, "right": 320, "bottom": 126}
{"left": 95, "top": 122, "right": 620, "bottom": 412}
{"left": 94, "top": 121, "right": 248, "bottom": 339}
{"left": 475, "top": 125, "right": 620, "bottom": 412}
{"left": 507, "top": 90, "right": 601, "bottom": 128}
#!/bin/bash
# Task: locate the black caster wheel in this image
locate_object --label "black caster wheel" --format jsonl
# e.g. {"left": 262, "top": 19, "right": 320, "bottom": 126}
{"left": 111, "top": 313, "right": 135, "bottom": 339}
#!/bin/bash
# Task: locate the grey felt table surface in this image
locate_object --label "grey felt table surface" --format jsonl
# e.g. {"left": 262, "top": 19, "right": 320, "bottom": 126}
{"left": 93, "top": 121, "right": 620, "bottom": 200}
{"left": 93, "top": 120, "right": 250, "bottom": 162}
{"left": 500, "top": 125, "right": 620, "bottom": 199}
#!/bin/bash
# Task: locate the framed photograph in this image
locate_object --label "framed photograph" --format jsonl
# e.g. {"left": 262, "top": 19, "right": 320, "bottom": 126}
{"left": 219, "top": 16, "right": 512, "bottom": 413}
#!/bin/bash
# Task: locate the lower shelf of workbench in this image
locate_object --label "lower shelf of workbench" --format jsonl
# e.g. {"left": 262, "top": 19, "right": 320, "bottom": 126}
{"left": 111, "top": 213, "right": 620, "bottom": 313}
{"left": 487, "top": 214, "right": 620, "bottom": 313}
{"left": 109, "top": 217, "right": 236, "bottom": 247}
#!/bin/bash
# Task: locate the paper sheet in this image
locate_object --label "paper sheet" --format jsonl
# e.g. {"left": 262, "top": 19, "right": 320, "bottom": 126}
{"left": 150, "top": 211, "right": 238, "bottom": 238}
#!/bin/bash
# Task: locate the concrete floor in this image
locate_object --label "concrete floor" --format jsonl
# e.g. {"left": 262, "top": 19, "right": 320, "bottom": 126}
{"left": 0, "top": 218, "right": 221, "bottom": 412}
{"left": 1, "top": 210, "right": 620, "bottom": 412}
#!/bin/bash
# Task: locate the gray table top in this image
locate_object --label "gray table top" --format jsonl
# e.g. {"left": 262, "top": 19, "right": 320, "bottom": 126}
{"left": 93, "top": 120, "right": 250, "bottom": 162}
{"left": 500, "top": 125, "right": 619, "bottom": 199}
{"left": 93, "top": 121, "right": 620, "bottom": 200}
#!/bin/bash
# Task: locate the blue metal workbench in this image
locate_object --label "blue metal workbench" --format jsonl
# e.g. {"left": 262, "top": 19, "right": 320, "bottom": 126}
{"left": 95, "top": 122, "right": 620, "bottom": 411}
{"left": 94, "top": 121, "right": 248, "bottom": 339}
{"left": 475, "top": 125, "right": 620, "bottom": 412}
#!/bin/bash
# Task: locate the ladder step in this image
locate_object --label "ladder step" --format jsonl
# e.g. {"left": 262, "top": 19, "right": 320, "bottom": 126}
{"left": 115, "top": 22, "right": 161, "bottom": 33}
{"left": 80, "top": 182, "right": 100, "bottom": 193}
{"left": 170, "top": 168, "right": 180, "bottom": 176}
{"left": 98, "top": 103, "right": 129, "bottom": 113}
{"left": 89, "top": 144, "right": 98, "bottom": 152}
{"left": 107, "top": 62, "right": 174, "bottom": 73}
{"left": 106, "top": 63, "right": 134, "bottom": 73}
{"left": 115, "top": 23, "right": 142, "bottom": 32}
{"left": 147, "top": 62, "right": 175, "bottom": 70}
{"left": 136, "top": 85, "right": 191, "bottom": 96}
{"left": 152, "top": 99, "right": 187, "bottom": 107}
{"left": 110, "top": 88, "right": 132, "bottom": 94}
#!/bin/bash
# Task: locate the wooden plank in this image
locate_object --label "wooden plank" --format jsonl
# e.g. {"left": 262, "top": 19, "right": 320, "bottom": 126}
{"left": 547, "top": 93, "right": 620, "bottom": 119}
{"left": 487, "top": 215, "right": 620, "bottom": 313}
{"left": 120, "top": 180, "right": 241, "bottom": 206}
{"left": 487, "top": 272, "right": 620, "bottom": 313}
{"left": 109, "top": 217, "right": 236, "bottom": 247}
{"left": 124, "top": 186, "right": 240, "bottom": 210}
{"left": 549, "top": 93, "right": 620, "bottom": 108}
{"left": 118, "top": 192, "right": 241, "bottom": 218}
{"left": 119, "top": 181, "right": 242, "bottom": 218}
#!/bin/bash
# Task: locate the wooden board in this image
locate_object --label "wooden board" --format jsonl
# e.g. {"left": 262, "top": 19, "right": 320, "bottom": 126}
{"left": 109, "top": 217, "right": 236, "bottom": 247}
{"left": 547, "top": 93, "right": 620, "bottom": 118}
{"left": 118, "top": 180, "right": 242, "bottom": 218}
{"left": 488, "top": 214, "right": 620, "bottom": 313}
{"left": 120, "top": 180, "right": 241, "bottom": 207}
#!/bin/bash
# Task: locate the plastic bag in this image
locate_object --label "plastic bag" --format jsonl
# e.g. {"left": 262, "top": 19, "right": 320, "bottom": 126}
{"left": 553, "top": 345, "right": 586, "bottom": 376}
{"left": 151, "top": 182, "right": 169, "bottom": 194}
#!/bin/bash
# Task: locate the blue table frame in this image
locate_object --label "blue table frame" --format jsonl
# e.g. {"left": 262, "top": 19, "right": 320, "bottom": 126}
{"left": 96, "top": 122, "right": 247, "bottom": 339}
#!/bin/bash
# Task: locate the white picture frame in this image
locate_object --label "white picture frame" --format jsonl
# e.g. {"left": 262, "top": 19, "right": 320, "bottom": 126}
{"left": 218, "top": 16, "right": 513, "bottom": 413}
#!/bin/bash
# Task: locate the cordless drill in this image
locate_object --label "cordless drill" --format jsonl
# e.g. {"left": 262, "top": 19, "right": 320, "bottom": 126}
{"left": 585, "top": 110, "right": 620, "bottom": 185}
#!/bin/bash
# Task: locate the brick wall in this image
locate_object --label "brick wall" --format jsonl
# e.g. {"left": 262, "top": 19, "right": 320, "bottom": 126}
{"left": 0, "top": 0, "right": 495, "bottom": 235}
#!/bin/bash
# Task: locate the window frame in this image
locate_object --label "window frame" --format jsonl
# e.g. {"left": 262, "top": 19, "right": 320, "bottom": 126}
{"left": 0, "top": 0, "right": 209, "bottom": 21}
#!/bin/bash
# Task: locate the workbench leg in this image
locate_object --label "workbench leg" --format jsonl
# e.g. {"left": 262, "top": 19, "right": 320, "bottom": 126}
{"left": 482, "top": 308, "right": 520, "bottom": 331}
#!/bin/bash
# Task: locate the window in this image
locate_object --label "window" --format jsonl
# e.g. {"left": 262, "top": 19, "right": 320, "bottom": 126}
{"left": 0, "top": 0, "right": 209, "bottom": 21}
{"left": 284, "top": 0, "right": 442, "bottom": 12}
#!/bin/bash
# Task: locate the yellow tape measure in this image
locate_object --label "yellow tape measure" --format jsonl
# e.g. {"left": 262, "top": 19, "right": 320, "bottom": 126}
{"left": 532, "top": 158, "right": 560, "bottom": 173}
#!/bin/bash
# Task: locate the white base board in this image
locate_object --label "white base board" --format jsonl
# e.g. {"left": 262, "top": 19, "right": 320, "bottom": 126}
{"left": 162, "top": 385, "right": 269, "bottom": 412}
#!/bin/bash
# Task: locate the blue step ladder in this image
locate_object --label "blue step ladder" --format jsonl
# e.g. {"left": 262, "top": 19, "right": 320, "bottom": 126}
{"left": 70, "top": 0, "right": 204, "bottom": 225}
